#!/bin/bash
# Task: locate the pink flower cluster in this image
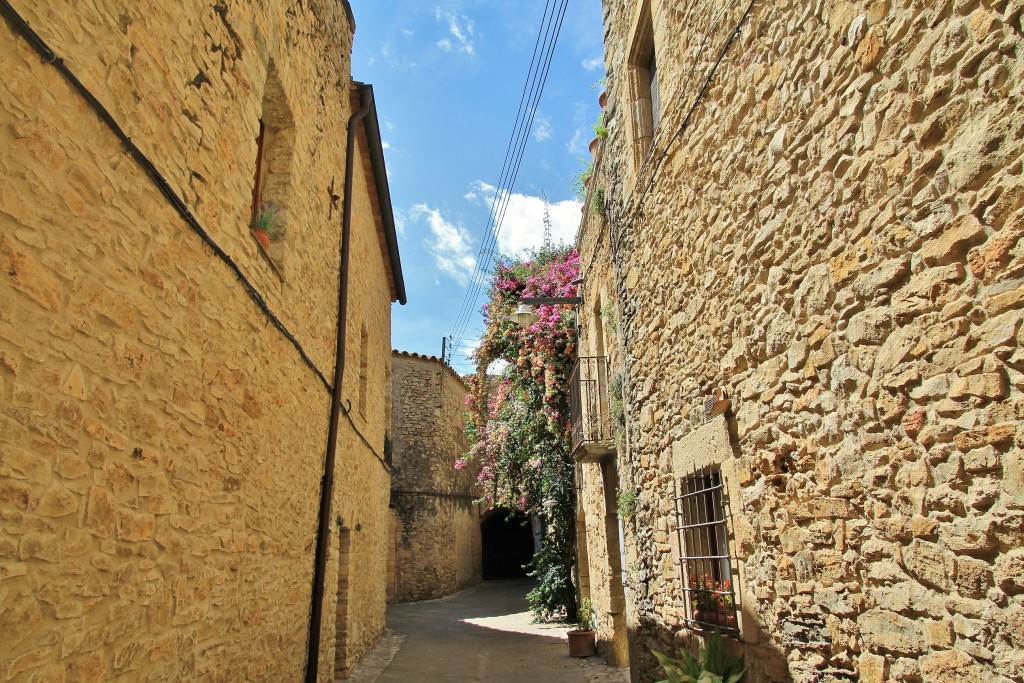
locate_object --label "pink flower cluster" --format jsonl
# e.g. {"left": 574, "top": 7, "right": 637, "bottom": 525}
{"left": 455, "top": 247, "right": 580, "bottom": 511}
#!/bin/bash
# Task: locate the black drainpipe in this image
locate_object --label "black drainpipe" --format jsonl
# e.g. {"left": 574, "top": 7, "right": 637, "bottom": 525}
{"left": 305, "top": 84, "right": 373, "bottom": 683}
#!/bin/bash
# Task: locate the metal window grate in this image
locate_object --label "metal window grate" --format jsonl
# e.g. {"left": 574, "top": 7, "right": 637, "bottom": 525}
{"left": 673, "top": 466, "right": 738, "bottom": 633}
{"left": 569, "top": 356, "right": 611, "bottom": 452}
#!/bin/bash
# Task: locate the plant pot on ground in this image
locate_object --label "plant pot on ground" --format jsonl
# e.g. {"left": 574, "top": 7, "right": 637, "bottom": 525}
{"left": 567, "top": 597, "right": 597, "bottom": 658}
{"left": 567, "top": 628, "right": 597, "bottom": 658}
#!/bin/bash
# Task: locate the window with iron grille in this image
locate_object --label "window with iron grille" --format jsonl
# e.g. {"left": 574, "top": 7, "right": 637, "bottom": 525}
{"left": 673, "top": 466, "right": 738, "bottom": 633}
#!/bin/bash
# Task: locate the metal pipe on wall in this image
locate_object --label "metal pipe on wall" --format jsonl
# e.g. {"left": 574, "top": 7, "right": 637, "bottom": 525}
{"left": 304, "top": 84, "right": 373, "bottom": 683}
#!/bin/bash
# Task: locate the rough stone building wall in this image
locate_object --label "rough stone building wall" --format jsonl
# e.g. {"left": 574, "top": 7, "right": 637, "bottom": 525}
{"left": 575, "top": 159, "right": 634, "bottom": 669}
{"left": 587, "top": 0, "right": 1024, "bottom": 681}
{"left": 389, "top": 352, "right": 482, "bottom": 602}
{"left": 0, "top": 1, "right": 400, "bottom": 680}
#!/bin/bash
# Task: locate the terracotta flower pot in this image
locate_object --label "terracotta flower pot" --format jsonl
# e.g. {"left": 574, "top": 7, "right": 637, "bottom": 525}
{"left": 251, "top": 228, "right": 271, "bottom": 250}
{"left": 703, "top": 610, "right": 737, "bottom": 629}
{"left": 589, "top": 137, "right": 600, "bottom": 157}
{"left": 598, "top": 90, "right": 608, "bottom": 110}
{"left": 567, "top": 629, "right": 596, "bottom": 657}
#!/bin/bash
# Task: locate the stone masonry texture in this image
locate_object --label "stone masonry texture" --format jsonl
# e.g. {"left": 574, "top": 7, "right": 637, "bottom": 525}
{"left": 388, "top": 352, "right": 482, "bottom": 603}
{"left": 579, "top": 0, "right": 1024, "bottom": 681}
{"left": 0, "top": 1, "right": 399, "bottom": 680}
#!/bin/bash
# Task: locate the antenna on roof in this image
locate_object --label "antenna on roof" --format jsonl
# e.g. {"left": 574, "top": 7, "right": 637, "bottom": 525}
{"left": 541, "top": 189, "right": 552, "bottom": 251}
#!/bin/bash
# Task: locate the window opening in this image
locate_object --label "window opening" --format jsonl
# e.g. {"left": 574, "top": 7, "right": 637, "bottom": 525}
{"left": 627, "top": 1, "right": 656, "bottom": 165}
{"left": 251, "top": 120, "right": 266, "bottom": 222}
{"left": 358, "top": 325, "right": 369, "bottom": 417}
{"left": 674, "top": 466, "right": 738, "bottom": 633}
{"left": 249, "top": 63, "right": 294, "bottom": 263}
{"left": 648, "top": 53, "right": 660, "bottom": 132}
{"left": 334, "top": 527, "right": 352, "bottom": 677}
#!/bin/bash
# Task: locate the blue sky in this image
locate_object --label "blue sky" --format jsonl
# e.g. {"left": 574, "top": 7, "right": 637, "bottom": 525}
{"left": 349, "top": 0, "right": 604, "bottom": 373}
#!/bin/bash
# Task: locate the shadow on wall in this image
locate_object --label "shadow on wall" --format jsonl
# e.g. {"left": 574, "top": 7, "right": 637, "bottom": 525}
{"left": 481, "top": 508, "right": 535, "bottom": 580}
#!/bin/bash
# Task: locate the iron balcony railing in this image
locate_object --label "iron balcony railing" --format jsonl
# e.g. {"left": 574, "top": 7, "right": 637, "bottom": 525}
{"left": 569, "top": 356, "right": 613, "bottom": 458}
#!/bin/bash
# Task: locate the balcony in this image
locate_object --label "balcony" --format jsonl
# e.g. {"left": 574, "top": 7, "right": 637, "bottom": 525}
{"left": 569, "top": 356, "right": 616, "bottom": 463}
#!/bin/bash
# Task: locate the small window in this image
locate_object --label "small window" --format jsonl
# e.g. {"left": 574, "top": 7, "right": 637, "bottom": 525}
{"left": 358, "top": 325, "right": 369, "bottom": 417}
{"left": 647, "top": 52, "right": 660, "bottom": 132}
{"left": 627, "top": 2, "right": 657, "bottom": 167}
{"left": 674, "top": 467, "right": 738, "bottom": 633}
{"left": 249, "top": 63, "right": 294, "bottom": 262}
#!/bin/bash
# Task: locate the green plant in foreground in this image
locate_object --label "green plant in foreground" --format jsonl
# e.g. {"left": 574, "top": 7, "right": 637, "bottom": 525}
{"left": 616, "top": 488, "right": 637, "bottom": 520}
{"left": 576, "top": 597, "right": 595, "bottom": 631}
{"left": 593, "top": 112, "right": 608, "bottom": 140}
{"left": 653, "top": 631, "right": 745, "bottom": 683}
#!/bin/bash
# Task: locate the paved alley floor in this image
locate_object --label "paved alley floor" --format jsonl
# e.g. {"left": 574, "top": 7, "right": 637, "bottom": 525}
{"left": 346, "top": 579, "right": 630, "bottom": 683}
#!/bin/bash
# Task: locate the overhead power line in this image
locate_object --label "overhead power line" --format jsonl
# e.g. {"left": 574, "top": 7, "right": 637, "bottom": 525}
{"left": 446, "top": 0, "right": 570, "bottom": 366}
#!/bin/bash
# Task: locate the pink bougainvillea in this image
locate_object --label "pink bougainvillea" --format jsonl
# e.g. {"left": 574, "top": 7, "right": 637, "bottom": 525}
{"left": 461, "top": 246, "right": 579, "bottom": 509}
{"left": 458, "top": 244, "right": 580, "bottom": 620}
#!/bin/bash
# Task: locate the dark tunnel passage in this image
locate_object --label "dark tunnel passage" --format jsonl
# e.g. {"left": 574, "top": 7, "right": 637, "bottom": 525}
{"left": 480, "top": 509, "right": 535, "bottom": 580}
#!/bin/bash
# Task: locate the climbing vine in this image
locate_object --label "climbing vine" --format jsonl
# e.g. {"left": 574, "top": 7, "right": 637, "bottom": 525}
{"left": 458, "top": 243, "right": 580, "bottom": 620}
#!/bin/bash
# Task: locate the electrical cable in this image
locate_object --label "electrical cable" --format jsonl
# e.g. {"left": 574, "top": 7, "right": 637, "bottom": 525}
{"left": 447, "top": 0, "right": 560, "bottom": 341}
{"left": 446, "top": 0, "right": 570, "bottom": 355}
{"left": 615, "top": 0, "right": 755, "bottom": 246}
{"left": 6, "top": 2, "right": 402, "bottom": 475}
{"left": 0, "top": 0, "right": 335, "bottom": 394}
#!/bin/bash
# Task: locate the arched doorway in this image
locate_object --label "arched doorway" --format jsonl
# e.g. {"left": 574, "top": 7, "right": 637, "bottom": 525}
{"left": 480, "top": 508, "right": 535, "bottom": 580}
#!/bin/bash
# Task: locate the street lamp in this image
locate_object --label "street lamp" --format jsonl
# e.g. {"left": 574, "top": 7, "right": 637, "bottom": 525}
{"left": 509, "top": 296, "right": 583, "bottom": 329}
{"left": 510, "top": 304, "right": 539, "bottom": 328}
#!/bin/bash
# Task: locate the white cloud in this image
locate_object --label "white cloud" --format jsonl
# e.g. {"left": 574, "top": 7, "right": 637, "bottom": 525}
{"left": 436, "top": 12, "right": 475, "bottom": 55}
{"left": 533, "top": 115, "right": 553, "bottom": 142}
{"left": 378, "top": 42, "right": 418, "bottom": 69}
{"left": 401, "top": 28, "right": 415, "bottom": 37}
{"left": 567, "top": 127, "right": 587, "bottom": 155}
{"left": 582, "top": 56, "right": 603, "bottom": 71}
{"left": 393, "top": 207, "right": 407, "bottom": 237}
{"left": 410, "top": 203, "right": 478, "bottom": 285}
{"left": 465, "top": 181, "right": 581, "bottom": 258}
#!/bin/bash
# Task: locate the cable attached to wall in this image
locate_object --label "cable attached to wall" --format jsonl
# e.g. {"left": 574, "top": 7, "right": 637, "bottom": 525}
{"left": 615, "top": 0, "right": 756, "bottom": 245}
{"left": 0, "top": 0, "right": 332, "bottom": 392}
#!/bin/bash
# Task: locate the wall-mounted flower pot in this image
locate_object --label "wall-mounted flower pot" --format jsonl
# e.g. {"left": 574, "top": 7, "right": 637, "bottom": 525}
{"left": 598, "top": 90, "right": 608, "bottom": 110}
{"left": 589, "top": 137, "right": 600, "bottom": 158}
{"left": 567, "top": 629, "right": 596, "bottom": 657}
{"left": 693, "top": 609, "right": 737, "bottom": 630}
{"left": 251, "top": 228, "right": 271, "bottom": 250}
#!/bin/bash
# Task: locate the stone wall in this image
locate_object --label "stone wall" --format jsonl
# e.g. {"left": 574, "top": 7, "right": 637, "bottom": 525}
{"left": 587, "top": 0, "right": 1024, "bottom": 681}
{"left": 388, "top": 352, "right": 482, "bottom": 603}
{"left": 0, "top": 1, "right": 399, "bottom": 680}
{"left": 575, "top": 173, "right": 634, "bottom": 668}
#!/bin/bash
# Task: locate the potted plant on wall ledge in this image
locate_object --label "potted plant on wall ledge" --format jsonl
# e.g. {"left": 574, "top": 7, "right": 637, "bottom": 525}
{"left": 250, "top": 199, "right": 286, "bottom": 250}
{"left": 567, "top": 597, "right": 597, "bottom": 657}
{"left": 691, "top": 574, "right": 737, "bottom": 629}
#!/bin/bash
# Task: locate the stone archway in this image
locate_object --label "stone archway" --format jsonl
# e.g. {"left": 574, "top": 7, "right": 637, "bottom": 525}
{"left": 480, "top": 508, "right": 535, "bottom": 580}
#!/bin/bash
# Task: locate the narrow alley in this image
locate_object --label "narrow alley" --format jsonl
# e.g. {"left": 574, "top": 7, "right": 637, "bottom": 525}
{"left": 347, "top": 580, "right": 629, "bottom": 683}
